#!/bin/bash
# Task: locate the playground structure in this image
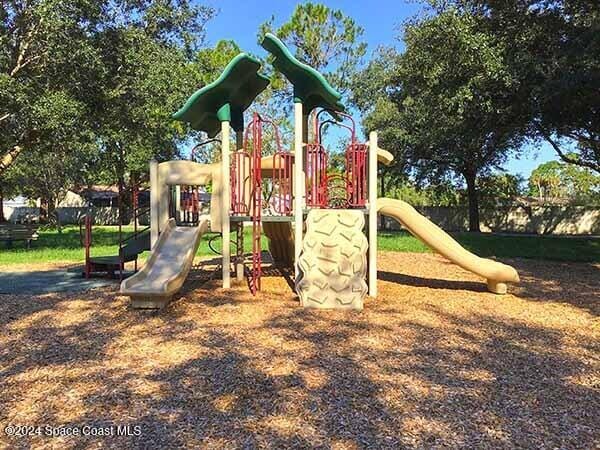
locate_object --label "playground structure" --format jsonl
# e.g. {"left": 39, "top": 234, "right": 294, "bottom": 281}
{"left": 81, "top": 183, "right": 151, "bottom": 280}
{"left": 119, "top": 33, "right": 519, "bottom": 309}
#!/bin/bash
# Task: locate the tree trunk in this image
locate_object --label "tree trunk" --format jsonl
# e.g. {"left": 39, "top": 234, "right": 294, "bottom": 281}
{"left": 47, "top": 197, "right": 62, "bottom": 232}
{"left": 0, "top": 186, "right": 5, "bottom": 222}
{"left": 464, "top": 172, "right": 481, "bottom": 232}
{"left": 40, "top": 197, "right": 49, "bottom": 223}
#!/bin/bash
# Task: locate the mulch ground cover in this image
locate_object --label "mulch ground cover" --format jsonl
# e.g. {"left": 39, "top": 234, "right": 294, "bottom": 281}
{"left": 0, "top": 252, "right": 598, "bottom": 448}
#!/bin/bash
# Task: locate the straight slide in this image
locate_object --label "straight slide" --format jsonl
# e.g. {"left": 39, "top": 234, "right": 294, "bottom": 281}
{"left": 262, "top": 221, "right": 295, "bottom": 268}
{"left": 120, "top": 217, "right": 209, "bottom": 308}
{"left": 378, "top": 198, "right": 519, "bottom": 294}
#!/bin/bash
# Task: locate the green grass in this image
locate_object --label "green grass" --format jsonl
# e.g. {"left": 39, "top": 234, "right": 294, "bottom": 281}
{"left": 1, "top": 225, "right": 598, "bottom": 266}
{"left": 379, "top": 230, "right": 600, "bottom": 262}
{"left": 0, "top": 225, "right": 267, "bottom": 266}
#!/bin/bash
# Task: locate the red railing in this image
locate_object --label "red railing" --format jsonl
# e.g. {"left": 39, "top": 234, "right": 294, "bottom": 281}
{"left": 271, "top": 151, "right": 293, "bottom": 215}
{"left": 305, "top": 143, "right": 328, "bottom": 208}
{"left": 230, "top": 112, "right": 288, "bottom": 294}
{"left": 346, "top": 142, "right": 368, "bottom": 207}
{"left": 310, "top": 109, "right": 369, "bottom": 208}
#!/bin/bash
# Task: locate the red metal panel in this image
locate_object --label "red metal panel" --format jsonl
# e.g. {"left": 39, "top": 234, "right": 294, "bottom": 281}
{"left": 272, "top": 151, "right": 293, "bottom": 215}
{"left": 305, "top": 143, "right": 328, "bottom": 208}
{"left": 346, "top": 142, "right": 368, "bottom": 207}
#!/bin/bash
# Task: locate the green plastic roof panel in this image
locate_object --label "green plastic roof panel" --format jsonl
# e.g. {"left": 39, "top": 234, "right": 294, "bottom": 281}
{"left": 173, "top": 53, "right": 270, "bottom": 137}
{"left": 261, "top": 33, "right": 344, "bottom": 114}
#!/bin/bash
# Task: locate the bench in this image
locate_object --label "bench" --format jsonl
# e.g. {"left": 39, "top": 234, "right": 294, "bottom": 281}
{"left": 0, "top": 224, "right": 39, "bottom": 249}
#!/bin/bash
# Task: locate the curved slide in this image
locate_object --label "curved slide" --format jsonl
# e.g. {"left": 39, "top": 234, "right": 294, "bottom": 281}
{"left": 378, "top": 198, "right": 519, "bottom": 294}
{"left": 120, "top": 217, "right": 209, "bottom": 308}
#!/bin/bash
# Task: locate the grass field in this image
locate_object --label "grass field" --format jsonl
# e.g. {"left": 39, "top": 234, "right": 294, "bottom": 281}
{"left": 0, "top": 225, "right": 599, "bottom": 265}
{"left": 378, "top": 230, "right": 600, "bottom": 262}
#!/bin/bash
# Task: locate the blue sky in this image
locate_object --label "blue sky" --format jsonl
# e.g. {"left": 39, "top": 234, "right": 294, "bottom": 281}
{"left": 201, "top": 0, "right": 558, "bottom": 179}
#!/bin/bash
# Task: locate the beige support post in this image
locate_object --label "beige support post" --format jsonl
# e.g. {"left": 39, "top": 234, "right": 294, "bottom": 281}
{"left": 294, "top": 102, "right": 304, "bottom": 281}
{"left": 368, "top": 131, "right": 378, "bottom": 297}
{"left": 150, "top": 158, "right": 159, "bottom": 248}
{"left": 222, "top": 121, "right": 231, "bottom": 288}
{"left": 175, "top": 185, "right": 181, "bottom": 222}
{"left": 235, "top": 129, "right": 244, "bottom": 282}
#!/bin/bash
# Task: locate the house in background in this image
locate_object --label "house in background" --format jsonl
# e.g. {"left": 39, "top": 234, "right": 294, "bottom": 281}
{"left": 74, "top": 185, "right": 121, "bottom": 207}
{"left": 2, "top": 186, "right": 122, "bottom": 223}
{"left": 2, "top": 195, "right": 39, "bottom": 223}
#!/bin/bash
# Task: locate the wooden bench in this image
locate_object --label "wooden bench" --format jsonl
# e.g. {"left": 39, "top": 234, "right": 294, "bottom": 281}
{"left": 0, "top": 224, "right": 39, "bottom": 249}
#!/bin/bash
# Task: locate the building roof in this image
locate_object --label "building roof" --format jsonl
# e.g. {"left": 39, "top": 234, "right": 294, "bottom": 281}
{"left": 78, "top": 185, "right": 119, "bottom": 200}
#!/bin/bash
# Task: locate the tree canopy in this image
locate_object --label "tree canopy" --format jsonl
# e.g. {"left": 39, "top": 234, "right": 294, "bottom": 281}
{"left": 529, "top": 159, "right": 600, "bottom": 204}
{"left": 354, "top": 10, "right": 525, "bottom": 231}
{"left": 428, "top": 0, "right": 600, "bottom": 173}
{"left": 0, "top": 0, "right": 215, "bottom": 220}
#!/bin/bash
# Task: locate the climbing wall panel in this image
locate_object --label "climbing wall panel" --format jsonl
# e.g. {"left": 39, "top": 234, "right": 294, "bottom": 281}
{"left": 296, "top": 210, "right": 368, "bottom": 310}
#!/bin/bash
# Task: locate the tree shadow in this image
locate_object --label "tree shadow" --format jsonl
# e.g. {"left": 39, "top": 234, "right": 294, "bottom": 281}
{"left": 508, "top": 258, "right": 600, "bottom": 316}
{"left": 1, "top": 262, "right": 597, "bottom": 447}
{"left": 378, "top": 270, "right": 488, "bottom": 292}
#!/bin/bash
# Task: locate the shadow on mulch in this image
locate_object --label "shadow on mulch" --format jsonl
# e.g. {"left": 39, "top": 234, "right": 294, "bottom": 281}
{"left": 0, "top": 254, "right": 598, "bottom": 447}
{"left": 0, "top": 266, "right": 118, "bottom": 295}
{"left": 508, "top": 258, "right": 600, "bottom": 317}
{"left": 378, "top": 270, "right": 488, "bottom": 293}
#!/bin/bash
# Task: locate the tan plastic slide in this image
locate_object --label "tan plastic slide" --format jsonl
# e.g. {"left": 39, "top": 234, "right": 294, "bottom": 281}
{"left": 378, "top": 198, "right": 519, "bottom": 294}
{"left": 120, "top": 217, "right": 209, "bottom": 308}
{"left": 262, "top": 221, "right": 295, "bottom": 268}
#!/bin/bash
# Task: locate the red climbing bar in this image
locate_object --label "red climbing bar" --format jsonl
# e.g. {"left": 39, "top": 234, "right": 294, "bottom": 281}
{"left": 250, "top": 113, "right": 262, "bottom": 294}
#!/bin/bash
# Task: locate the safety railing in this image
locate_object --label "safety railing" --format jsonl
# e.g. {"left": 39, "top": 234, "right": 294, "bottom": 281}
{"left": 305, "top": 143, "right": 329, "bottom": 208}
{"left": 271, "top": 151, "right": 293, "bottom": 215}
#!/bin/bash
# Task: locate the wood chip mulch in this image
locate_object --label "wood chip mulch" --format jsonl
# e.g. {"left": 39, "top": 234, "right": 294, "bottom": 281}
{"left": 0, "top": 252, "right": 598, "bottom": 449}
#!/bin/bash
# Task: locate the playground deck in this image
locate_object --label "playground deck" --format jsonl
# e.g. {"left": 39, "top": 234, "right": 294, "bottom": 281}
{"left": 0, "top": 252, "right": 598, "bottom": 448}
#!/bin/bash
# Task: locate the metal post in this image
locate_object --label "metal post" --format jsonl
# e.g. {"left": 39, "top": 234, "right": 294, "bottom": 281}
{"left": 368, "top": 131, "right": 378, "bottom": 297}
{"left": 294, "top": 102, "right": 304, "bottom": 281}
{"left": 222, "top": 121, "right": 231, "bottom": 288}
{"left": 150, "top": 159, "right": 159, "bottom": 248}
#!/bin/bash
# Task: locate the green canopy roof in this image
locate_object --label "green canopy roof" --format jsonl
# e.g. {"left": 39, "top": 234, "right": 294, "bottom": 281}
{"left": 173, "top": 53, "right": 270, "bottom": 137}
{"left": 261, "top": 33, "right": 344, "bottom": 114}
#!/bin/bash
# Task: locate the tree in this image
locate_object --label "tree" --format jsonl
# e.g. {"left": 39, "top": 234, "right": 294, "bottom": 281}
{"left": 0, "top": 0, "right": 215, "bottom": 182}
{"left": 92, "top": 27, "right": 209, "bottom": 192}
{"left": 428, "top": 0, "right": 600, "bottom": 173}
{"left": 0, "top": 164, "right": 20, "bottom": 222}
{"left": 196, "top": 39, "right": 241, "bottom": 85}
{"left": 477, "top": 173, "right": 524, "bottom": 208}
{"left": 356, "top": 10, "right": 524, "bottom": 231}
{"left": 528, "top": 159, "right": 600, "bottom": 204}
{"left": 6, "top": 143, "right": 99, "bottom": 230}
{"left": 529, "top": 161, "right": 563, "bottom": 203}
{"left": 351, "top": 47, "right": 413, "bottom": 197}
{"left": 258, "top": 2, "right": 367, "bottom": 98}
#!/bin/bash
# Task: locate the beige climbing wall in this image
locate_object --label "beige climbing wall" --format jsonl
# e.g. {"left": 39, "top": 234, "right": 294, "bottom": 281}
{"left": 296, "top": 210, "right": 368, "bottom": 310}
